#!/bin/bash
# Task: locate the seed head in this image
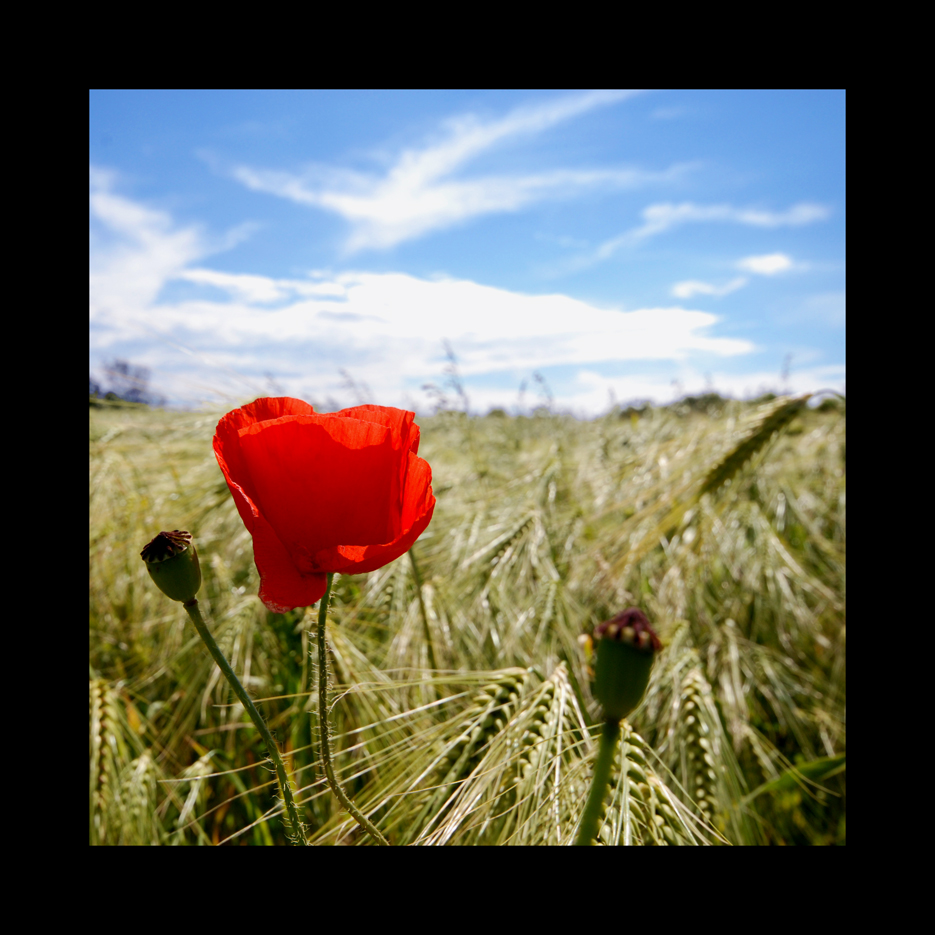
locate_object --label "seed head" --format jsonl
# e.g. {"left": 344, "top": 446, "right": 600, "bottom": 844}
{"left": 591, "top": 608, "right": 660, "bottom": 722}
{"left": 141, "top": 530, "right": 202, "bottom": 603}
{"left": 593, "top": 608, "right": 661, "bottom": 652}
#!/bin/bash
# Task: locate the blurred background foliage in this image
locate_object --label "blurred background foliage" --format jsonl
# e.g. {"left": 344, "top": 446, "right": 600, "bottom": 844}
{"left": 90, "top": 391, "right": 845, "bottom": 845}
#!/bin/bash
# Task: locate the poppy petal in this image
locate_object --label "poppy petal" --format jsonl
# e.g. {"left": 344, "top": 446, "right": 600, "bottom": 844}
{"left": 213, "top": 399, "right": 434, "bottom": 611}
{"left": 346, "top": 496, "right": 435, "bottom": 575}
{"left": 252, "top": 512, "right": 328, "bottom": 613}
{"left": 338, "top": 405, "right": 420, "bottom": 455}
{"left": 337, "top": 406, "right": 421, "bottom": 504}
{"left": 316, "top": 452, "right": 435, "bottom": 575}
{"left": 214, "top": 397, "right": 316, "bottom": 533}
{"left": 237, "top": 414, "right": 400, "bottom": 568}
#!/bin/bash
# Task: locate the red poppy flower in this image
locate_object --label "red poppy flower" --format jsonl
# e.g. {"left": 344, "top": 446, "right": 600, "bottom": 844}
{"left": 214, "top": 397, "right": 435, "bottom": 613}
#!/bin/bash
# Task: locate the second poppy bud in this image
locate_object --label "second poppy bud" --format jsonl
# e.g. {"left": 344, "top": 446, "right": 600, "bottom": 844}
{"left": 591, "top": 608, "right": 661, "bottom": 722}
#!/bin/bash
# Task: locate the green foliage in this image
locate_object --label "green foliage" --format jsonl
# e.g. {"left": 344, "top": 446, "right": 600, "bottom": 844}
{"left": 89, "top": 395, "right": 845, "bottom": 844}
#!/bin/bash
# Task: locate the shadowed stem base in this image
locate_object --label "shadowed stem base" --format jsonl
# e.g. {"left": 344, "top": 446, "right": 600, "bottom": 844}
{"left": 317, "top": 573, "right": 390, "bottom": 846}
{"left": 574, "top": 719, "right": 621, "bottom": 846}
{"left": 183, "top": 598, "right": 308, "bottom": 846}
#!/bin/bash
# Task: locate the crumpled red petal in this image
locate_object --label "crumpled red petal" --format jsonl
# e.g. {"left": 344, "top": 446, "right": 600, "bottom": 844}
{"left": 213, "top": 397, "right": 435, "bottom": 614}
{"left": 214, "top": 397, "right": 317, "bottom": 537}
{"left": 237, "top": 414, "right": 399, "bottom": 564}
{"left": 252, "top": 513, "right": 328, "bottom": 613}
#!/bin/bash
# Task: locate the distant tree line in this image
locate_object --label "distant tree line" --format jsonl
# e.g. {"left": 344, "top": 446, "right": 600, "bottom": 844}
{"left": 89, "top": 359, "right": 165, "bottom": 407}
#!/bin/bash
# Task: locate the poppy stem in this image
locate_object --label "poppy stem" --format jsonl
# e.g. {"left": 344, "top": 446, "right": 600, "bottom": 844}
{"left": 408, "top": 547, "right": 438, "bottom": 672}
{"left": 316, "top": 573, "right": 391, "bottom": 846}
{"left": 182, "top": 598, "right": 308, "bottom": 846}
{"left": 574, "top": 718, "right": 621, "bottom": 846}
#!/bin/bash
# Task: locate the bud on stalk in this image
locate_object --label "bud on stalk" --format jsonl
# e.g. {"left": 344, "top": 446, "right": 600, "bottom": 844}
{"left": 139, "top": 529, "right": 307, "bottom": 844}
{"left": 591, "top": 608, "right": 661, "bottom": 722}
{"left": 140, "top": 530, "right": 201, "bottom": 603}
{"left": 575, "top": 608, "right": 660, "bottom": 845}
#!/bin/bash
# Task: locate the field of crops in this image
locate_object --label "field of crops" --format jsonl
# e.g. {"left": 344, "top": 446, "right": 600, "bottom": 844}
{"left": 89, "top": 393, "right": 845, "bottom": 845}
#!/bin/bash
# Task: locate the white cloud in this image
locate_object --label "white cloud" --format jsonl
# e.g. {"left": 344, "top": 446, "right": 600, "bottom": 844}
{"left": 120, "top": 268, "right": 753, "bottom": 366}
{"left": 669, "top": 253, "right": 798, "bottom": 301}
{"left": 669, "top": 253, "right": 797, "bottom": 299}
{"left": 587, "top": 202, "right": 830, "bottom": 265}
{"left": 672, "top": 277, "right": 748, "bottom": 299}
{"left": 737, "top": 252, "right": 794, "bottom": 275}
{"left": 178, "top": 268, "right": 347, "bottom": 305}
{"left": 89, "top": 166, "right": 208, "bottom": 318}
{"left": 89, "top": 186, "right": 756, "bottom": 408}
{"left": 222, "top": 91, "right": 687, "bottom": 251}
{"left": 89, "top": 171, "right": 842, "bottom": 416}
{"left": 89, "top": 167, "right": 258, "bottom": 330}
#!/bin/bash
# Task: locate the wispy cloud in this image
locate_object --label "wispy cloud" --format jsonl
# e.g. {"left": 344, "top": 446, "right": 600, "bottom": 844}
{"left": 221, "top": 90, "right": 683, "bottom": 251}
{"left": 89, "top": 177, "right": 756, "bottom": 409}
{"left": 89, "top": 166, "right": 208, "bottom": 322}
{"left": 593, "top": 202, "right": 830, "bottom": 260}
{"left": 671, "top": 252, "right": 797, "bottom": 299}
{"left": 672, "top": 277, "right": 748, "bottom": 299}
{"left": 736, "top": 252, "right": 794, "bottom": 275}
{"left": 178, "top": 268, "right": 347, "bottom": 305}
{"left": 89, "top": 164, "right": 842, "bottom": 415}
{"left": 90, "top": 166, "right": 256, "bottom": 338}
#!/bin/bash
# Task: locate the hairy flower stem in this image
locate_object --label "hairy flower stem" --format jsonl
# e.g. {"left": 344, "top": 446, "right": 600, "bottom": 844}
{"left": 408, "top": 547, "right": 438, "bottom": 672}
{"left": 183, "top": 599, "right": 308, "bottom": 846}
{"left": 574, "top": 719, "right": 621, "bottom": 846}
{"left": 317, "top": 574, "right": 390, "bottom": 846}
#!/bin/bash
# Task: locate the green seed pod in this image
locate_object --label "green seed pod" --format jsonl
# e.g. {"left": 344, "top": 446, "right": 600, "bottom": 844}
{"left": 590, "top": 609, "right": 661, "bottom": 722}
{"left": 140, "top": 530, "right": 201, "bottom": 604}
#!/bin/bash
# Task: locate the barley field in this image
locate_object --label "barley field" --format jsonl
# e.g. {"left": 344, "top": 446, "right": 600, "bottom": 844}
{"left": 89, "top": 393, "right": 845, "bottom": 845}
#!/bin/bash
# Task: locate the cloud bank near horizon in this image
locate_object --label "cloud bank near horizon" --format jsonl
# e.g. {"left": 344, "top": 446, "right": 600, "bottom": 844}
{"left": 89, "top": 167, "right": 843, "bottom": 413}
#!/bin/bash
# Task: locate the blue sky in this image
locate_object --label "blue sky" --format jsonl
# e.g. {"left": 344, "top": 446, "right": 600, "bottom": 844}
{"left": 89, "top": 89, "right": 845, "bottom": 414}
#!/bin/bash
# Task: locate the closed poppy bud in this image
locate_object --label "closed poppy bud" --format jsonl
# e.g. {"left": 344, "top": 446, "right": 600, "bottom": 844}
{"left": 591, "top": 608, "right": 660, "bottom": 722}
{"left": 141, "top": 530, "right": 202, "bottom": 603}
{"left": 213, "top": 398, "right": 436, "bottom": 613}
